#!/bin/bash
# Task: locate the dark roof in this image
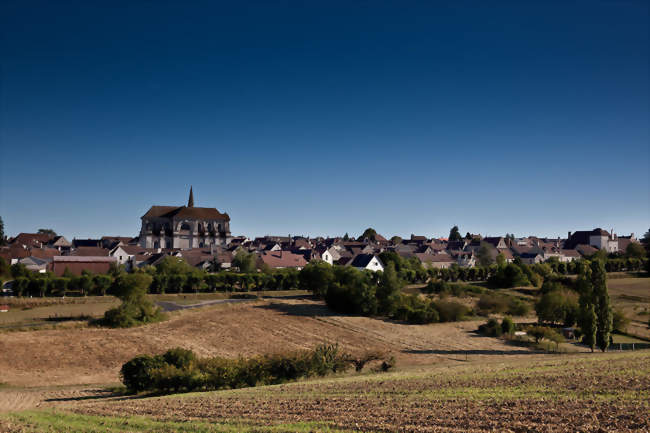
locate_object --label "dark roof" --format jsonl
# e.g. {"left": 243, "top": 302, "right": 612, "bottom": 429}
{"left": 349, "top": 254, "right": 376, "bottom": 268}
{"left": 142, "top": 205, "right": 230, "bottom": 221}
{"left": 73, "top": 239, "right": 102, "bottom": 248}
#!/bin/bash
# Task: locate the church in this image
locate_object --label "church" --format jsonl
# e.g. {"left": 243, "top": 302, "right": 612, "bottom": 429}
{"left": 139, "top": 187, "right": 231, "bottom": 249}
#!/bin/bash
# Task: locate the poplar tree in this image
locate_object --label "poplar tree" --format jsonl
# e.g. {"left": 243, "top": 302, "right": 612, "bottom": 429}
{"left": 591, "top": 260, "right": 612, "bottom": 352}
{"left": 577, "top": 266, "right": 596, "bottom": 352}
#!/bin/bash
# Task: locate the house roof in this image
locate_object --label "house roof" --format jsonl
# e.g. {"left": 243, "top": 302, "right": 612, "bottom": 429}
{"left": 349, "top": 254, "right": 377, "bottom": 268}
{"left": 10, "top": 233, "right": 53, "bottom": 247}
{"left": 72, "top": 247, "right": 110, "bottom": 256}
{"left": 142, "top": 206, "right": 230, "bottom": 221}
{"left": 53, "top": 256, "right": 117, "bottom": 263}
{"left": 259, "top": 250, "right": 307, "bottom": 268}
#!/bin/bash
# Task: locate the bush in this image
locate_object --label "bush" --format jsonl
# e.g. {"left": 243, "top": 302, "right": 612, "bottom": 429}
{"left": 434, "top": 300, "right": 470, "bottom": 322}
{"left": 612, "top": 309, "right": 630, "bottom": 333}
{"left": 121, "top": 344, "right": 357, "bottom": 395}
{"left": 477, "top": 292, "right": 530, "bottom": 317}
{"left": 478, "top": 318, "right": 502, "bottom": 337}
{"left": 120, "top": 355, "right": 166, "bottom": 393}
{"left": 535, "top": 290, "right": 579, "bottom": 326}
{"left": 501, "top": 316, "right": 515, "bottom": 335}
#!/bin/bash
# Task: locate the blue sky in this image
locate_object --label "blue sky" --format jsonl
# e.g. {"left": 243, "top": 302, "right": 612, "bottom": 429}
{"left": 1, "top": 1, "right": 648, "bottom": 240}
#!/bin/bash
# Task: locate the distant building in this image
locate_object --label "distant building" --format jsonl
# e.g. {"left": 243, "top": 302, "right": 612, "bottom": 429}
{"left": 139, "top": 187, "right": 231, "bottom": 249}
{"left": 51, "top": 256, "right": 117, "bottom": 276}
{"left": 565, "top": 228, "right": 619, "bottom": 253}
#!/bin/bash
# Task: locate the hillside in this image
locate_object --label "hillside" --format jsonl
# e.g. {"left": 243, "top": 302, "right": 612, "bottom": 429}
{"left": 0, "top": 298, "right": 537, "bottom": 388}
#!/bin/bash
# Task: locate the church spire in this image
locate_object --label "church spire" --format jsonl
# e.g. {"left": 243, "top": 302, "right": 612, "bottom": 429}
{"left": 188, "top": 186, "right": 194, "bottom": 207}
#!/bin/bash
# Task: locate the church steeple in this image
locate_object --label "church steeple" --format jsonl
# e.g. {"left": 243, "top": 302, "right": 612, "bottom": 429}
{"left": 188, "top": 186, "right": 194, "bottom": 207}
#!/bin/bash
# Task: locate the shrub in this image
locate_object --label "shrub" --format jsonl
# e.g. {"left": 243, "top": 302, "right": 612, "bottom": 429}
{"left": 612, "top": 309, "right": 630, "bottom": 333}
{"left": 478, "top": 318, "right": 502, "bottom": 337}
{"left": 121, "top": 344, "right": 355, "bottom": 395}
{"left": 501, "top": 316, "right": 515, "bottom": 335}
{"left": 120, "top": 355, "right": 166, "bottom": 393}
{"left": 434, "top": 300, "right": 470, "bottom": 322}
{"left": 535, "top": 290, "right": 579, "bottom": 326}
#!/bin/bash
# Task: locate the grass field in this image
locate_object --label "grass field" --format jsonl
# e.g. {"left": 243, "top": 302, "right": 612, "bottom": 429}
{"left": 1, "top": 351, "right": 647, "bottom": 432}
{"left": 608, "top": 276, "right": 650, "bottom": 340}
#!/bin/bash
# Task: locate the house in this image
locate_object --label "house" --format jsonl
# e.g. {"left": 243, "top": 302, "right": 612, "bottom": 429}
{"left": 456, "top": 252, "right": 476, "bottom": 268}
{"left": 519, "top": 252, "right": 544, "bottom": 265}
{"left": 18, "top": 256, "right": 49, "bottom": 273}
{"left": 9, "top": 233, "right": 53, "bottom": 249}
{"left": 415, "top": 253, "right": 455, "bottom": 269}
{"left": 565, "top": 228, "right": 618, "bottom": 253}
{"left": 482, "top": 237, "right": 508, "bottom": 249}
{"left": 71, "top": 246, "right": 110, "bottom": 257}
{"left": 51, "top": 256, "right": 117, "bottom": 276}
{"left": 48, "top": 236, "right": 72, "bottom": 251}
{"left": 72, "top": 238, "right": 102, "bottom": 248}
{"left": 258, "top": 250, "right": 307, "bottom": 270}
{"left": 348, "top": 254, "right": 384, "bottom": 272}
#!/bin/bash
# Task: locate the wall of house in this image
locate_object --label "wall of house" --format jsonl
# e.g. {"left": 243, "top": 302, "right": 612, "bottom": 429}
{"left": 365, "top": 257, "right": 384, "bottom": 272}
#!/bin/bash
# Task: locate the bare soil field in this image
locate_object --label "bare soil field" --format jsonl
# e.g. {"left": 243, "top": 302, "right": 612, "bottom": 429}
{"left": 0, "top": 298, "right": 539, "bottom": 388}
{"left": 3, "top": 351, "right": 644, "bottom": 433}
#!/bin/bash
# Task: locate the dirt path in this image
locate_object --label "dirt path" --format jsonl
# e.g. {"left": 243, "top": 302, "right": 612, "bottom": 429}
{"left": 0, "top": 386, "right": 112, "bottom": 413}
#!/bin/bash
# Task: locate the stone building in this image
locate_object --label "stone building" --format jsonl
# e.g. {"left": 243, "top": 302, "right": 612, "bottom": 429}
{"left": 139, "top": 187, "right": 231, "bottom": 249}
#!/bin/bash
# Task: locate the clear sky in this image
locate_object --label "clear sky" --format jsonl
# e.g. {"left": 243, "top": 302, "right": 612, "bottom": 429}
{"left": 1, "top": 1, "right": 648, "bottom": 240}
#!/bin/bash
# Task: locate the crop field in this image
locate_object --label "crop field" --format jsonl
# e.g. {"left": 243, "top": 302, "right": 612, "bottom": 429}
{"left": 1, "top": 351, "right": 648, "bottom": 432}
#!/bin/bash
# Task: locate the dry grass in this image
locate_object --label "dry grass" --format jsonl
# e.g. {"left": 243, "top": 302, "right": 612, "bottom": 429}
{"left": 0, "top": 298, "right": 542, "bottom": 388}
{"left": 608, "top": 277, "right": 650, "bottom": 340}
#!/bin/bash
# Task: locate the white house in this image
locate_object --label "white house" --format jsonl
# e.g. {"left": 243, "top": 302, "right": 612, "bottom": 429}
{"left": 349, "top": 254, "right": 384, "bottom": 272}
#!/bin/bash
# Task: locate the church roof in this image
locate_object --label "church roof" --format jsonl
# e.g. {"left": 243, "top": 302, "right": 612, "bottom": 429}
{"left": 142, "top": 205, "right": 230, "bottom": 221}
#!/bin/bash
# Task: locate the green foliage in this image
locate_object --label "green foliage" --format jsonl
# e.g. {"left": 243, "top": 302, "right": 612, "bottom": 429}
{"left": 37, "top": 228, "right": 57, "bottom": 236}
{"left": 391, "top": 294, "right": 439, "bottom": 324}
{"left": 501, "top": 316, "right": 515, "bottom": 335}
{"left": 0, "top": 216, "right": 5, "bottom": 245}
{"left": 476, "top": 292, "right": 530, "bottom": 316}
{"left": 120, "top": 344, "right": 359, "bottom": 395}
{"left": 478, "top": 318, "right": 502, "bottom": 337}
{"left": 360, "top": 228, "right": 377, "bottom": 241}
{"left": 423, "top": 280, "right": 484, "bottom": 297}
{"left": 487, "top": 263, "right": 530, "bottom": 288}
{"left": 448, "top": 225, "right": 462, "bottom": 242}
{"left": 535, "top": 290, "right": 579, "bottom": 326}
{"left": 376, "top": 262, "right": 402, "bottom": 314}
{"left": 298, "top": 261, "right": 334, "bottom": 298}
{"left": 120, "top": 354, "right": 167, "bottom": 393}
{"left": 476, "top": 244, "right": 495, "bottom": 267}
{"left": 10, "top": 263, "right": 29, "bottom": 279}
{"left": 612, "top": 309, "right": 630, "bottom": 333}
{"left": 390, "top": 236, "right": 402, "bottom": 245}
{"left": 102, "top": 273, "right": 164, "bottom": 328}
{"left": 433, "top": 299, "right": 470, "bottom": 322}
{"left": 625, "top": 242, "right": 645, "bottom": 259}
{"left": 232, "top": 251, "right": 257, "bottom": 273}
{"left": 591, "top": 260, "right": 612, "bottom": 352}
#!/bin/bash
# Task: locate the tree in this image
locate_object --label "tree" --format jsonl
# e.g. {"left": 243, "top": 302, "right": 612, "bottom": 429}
{"left": 0, "top": 216, "right": 5, "bottom": 245}
{"left": 103, "top": 273, "right": 163, "bottom": 328}
{"left": 232, "top": 251, "right": 257, "bottom": 273}
{"left": 448, "top": 226, "right": 462, "bottom": 242}
{"left": 625, "top": 242, "right": 645, "bottom": 259}
{"left": 361, "top": 228, "right": 377, "bottom": 241}
{"left": 496, "top": 253, "right": 506, "bottom": 268}
{"left": 390, "top": 236, "right": 402, "bottom": 245}
{"left": 94, "top": 274, "right": 112, "bottom": 296}
{"left": 577, "top": 267, "right": 597, "bottom": 352}
{"left": 376, "top": 262, "right": 402, "bottom": 315}
{"left": 464, "top": 232, "right": 472, "bottom": 240}
{"left": 612, "top": 309, "right": 630, "bottom": 333}
{"left": 535, "top": 290, "right": 579, "bottom": 326}
{"left": 591, "top": 260, "right": 612, "bottom": 352}
{"left": 299, "top": 261, "right": 334, "bottom": 298}
{"left": 476, "top": 243, "right": 495, "bottom": 267}
{"left": 37, "top": 228, "right": 57, "bottom": 236}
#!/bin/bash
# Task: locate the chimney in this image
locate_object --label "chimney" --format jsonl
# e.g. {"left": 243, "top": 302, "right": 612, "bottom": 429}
{"left": 567, "top": 231, "right": 571, "bottom": 239}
